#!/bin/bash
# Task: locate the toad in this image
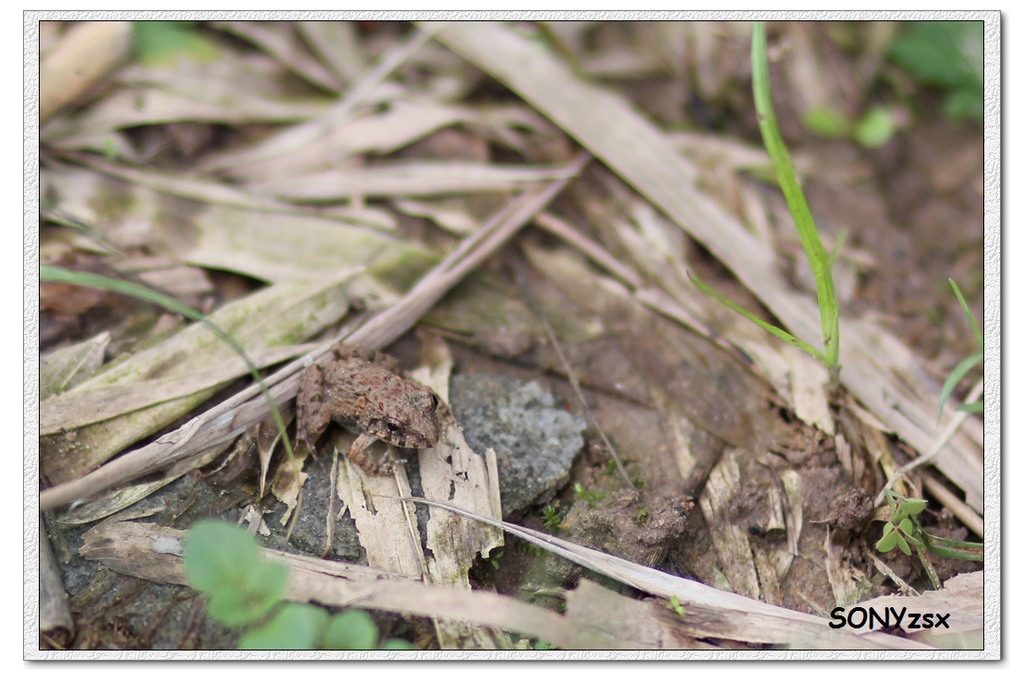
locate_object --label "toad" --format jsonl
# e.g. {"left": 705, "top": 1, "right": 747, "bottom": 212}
{"left": 296, "top": 344, "right": 441, "bottom": 474}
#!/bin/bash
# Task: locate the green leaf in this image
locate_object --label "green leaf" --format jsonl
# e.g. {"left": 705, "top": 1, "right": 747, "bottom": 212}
{"left": 853, "top": 106, "right": 899, "bottom": 149}
{"left": 184, "top": 521, "right": 289, "bottom": 626}
{"left": 207, "top": 561, "right": 288, "bottom": 626}
{"left": 42, "top": 265, "right": 199, "bottom": 321}
{"left": 224, "top": 560, "right": 289, "bottom": 625}
{"left": 827, "top": 228, "right": 848, "bottom": 269}
{"left": 891, "top": 497, "right": 928, "bottom": 525}
{"left": 803, "top": 106, "right": 850, "bottom": 138}
{"left": 887, "top": 22, "right": 983, "bottom": 90}
{"left": 876, "top": 518, "right": 917, "bottom": 557}
{"left": 133, "top": 22, "right": 219, "bottom": 66}
{"left": 887, "top": 22, "right": 983, "bottom": 123}
{"left": 876, "top": 523, "right": 901, "bottom": 553}
{"left": 902, "top": 498, "right": 929, "bottom": 517}
{"left": 183, "top": 521, "right": 260, "bottom": 593}
{"left": 894, "top": 532, "right": 912, "bottom": 556}
{"left": 943, "top": 88, "right": 984, "bottom": 122}
{"left": 205, "top": 588, "right": 270, "bottom": 627}
{"left": 322, "top": 610, "right": 380, "bottom": 650}
{"left": 239, "top": 603, "right": 330, "bottom": 650}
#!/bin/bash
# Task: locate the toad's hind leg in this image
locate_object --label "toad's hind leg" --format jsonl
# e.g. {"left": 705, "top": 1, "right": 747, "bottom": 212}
{"left": 347, "top": 432, "right": 391, "bottom": 474}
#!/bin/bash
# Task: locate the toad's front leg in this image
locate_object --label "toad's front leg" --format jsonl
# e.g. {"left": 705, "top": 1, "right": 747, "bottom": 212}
{"left": 346, "top": 432, "right": 392, "bottom": 474}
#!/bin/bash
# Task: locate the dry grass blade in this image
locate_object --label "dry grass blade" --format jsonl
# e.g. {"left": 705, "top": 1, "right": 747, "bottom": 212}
{"left": 41, "top": 344, "right": 309, "bottom": 435}
{"left": 39, "top": 525, "right": 73, "bottom": 637}
{"left": 402, "top": 498, "right": 932, "bottom": 650}
{"left": 39, "top": 22, "right": 133, "bottom": 124}
{"left": 877, "top": 379, "right": 985, "bottom": 508}
{"left": 42, "top": 162, "right": 406, "bottom": 285}
{"left": 201, "top": 99, "right": 529, "bottom": 184}
{"left": 200, "top": 24, "right": 439, "bottom": 175}
{"left": 43, "top": 53, "right": 332, "bottom": 151}
{"left": 40, "top": 332, "right": 109, "bottom": 400}
{"left": 39, "top": 154, "right": 588, "bottom": 511}
{"left": 431, "top": 22, "right": 982, "bottom": 513}
{"left": 77, "top": 522, "right": 639, "bottom": 649}
{"left": 214, "top": 22, "right": 344, "bottom": 93}
{"left": 81, "top": 519, "right": 936, "bottom": 650}
{"left": 64, "top": 154, "right": 394, "bottom": 229}
{"left": 250, "top": 161, "right": 576, "bottom": 201}
{"left": 296, "top": 22, "right": 368, "bottom": 86}
{"left": 849, "top": 571, "right": 982, "bottom": 646}
{"left": 40, "top": 275, "right": 354, "bottom": 486}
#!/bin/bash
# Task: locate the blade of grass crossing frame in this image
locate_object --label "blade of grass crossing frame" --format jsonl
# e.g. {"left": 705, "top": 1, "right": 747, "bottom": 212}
{"left": 949, "top": 278, "right": 983, "bottom": 350}
{"left": 751, "top": 23, "right": 840, "bottom": 373}
{"left": 935, "top": 279, "right": 983, "bottom": 422}
{"left": 689, "top": 271, "right": 827, "bottom": 363}
{"left": 40, "top": 265, "right": 296, "bottom": 459}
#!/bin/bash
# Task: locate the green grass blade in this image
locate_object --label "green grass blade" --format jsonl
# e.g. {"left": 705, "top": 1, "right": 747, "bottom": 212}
{"left": 935, "top": 279, "right": 982, "bottom": 422}
{"left": 40, "top": 265, "right": 295, "bottom": 458}
{"left": 827, "top": 228, "right": 848, "bottom": 269}
{"left": 42, "top": 265, "right": 205, "bottom": 322}
{"left": 751, "top": 23, "right": 840, "bottom": 371}
{"left": 921, "top": 531, "right": 984, "bottom": 561}
{"left": 936, "top": 351, "right": 982, "bottom": 423}
{"left": 689, "top": 271, "right": 827, "bottom": 363}
{"left": 949, "top": 278, "right": 983, "bottom": 350}
{"left": 958, "top": 400, "right": 983, "bottom": 414}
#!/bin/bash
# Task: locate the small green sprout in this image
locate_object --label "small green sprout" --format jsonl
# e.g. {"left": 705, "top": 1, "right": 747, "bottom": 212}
{"left": 572, "top": 483, "right": 606, "bottom": 508}
{"left": 853, "top": 106, "right": 901, "bottom": 148}
{"left": 875, "top": 493, "right": 928, "bottom": 557}
{"left": 541, "top": 505, "right": 563, "bottom": 531}
{"left": 485, "top": 548, "right": 505, "bottom": 571}
{"left": 803, "top": 104, "right": 901, "bottom": 148}
{"left": 184, "top": 520, "right": 411, "bottom": 650}
{"left": 874, "top": 491, "right": 982, "bottom": 589}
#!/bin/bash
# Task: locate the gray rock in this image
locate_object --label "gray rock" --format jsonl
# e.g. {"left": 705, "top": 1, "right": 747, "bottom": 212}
{"left": 450, "top": 374, "right": 586, "bottom": 518}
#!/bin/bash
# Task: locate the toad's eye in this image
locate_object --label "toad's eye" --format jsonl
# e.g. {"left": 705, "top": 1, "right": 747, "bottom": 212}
{"left": 385, "top": 420, "right": 403, "bottom": 436}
